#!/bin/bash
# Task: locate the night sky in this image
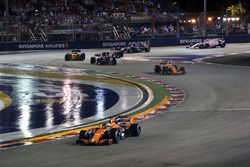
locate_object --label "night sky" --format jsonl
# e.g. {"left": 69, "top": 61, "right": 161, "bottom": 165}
{"left": 176, "top": 0, "right": 249, "bottom": 12}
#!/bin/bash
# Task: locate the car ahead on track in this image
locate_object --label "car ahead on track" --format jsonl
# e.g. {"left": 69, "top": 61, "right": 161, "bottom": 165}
{"left": 76, "top": 117, "right": 141, "bottom": 145}
{"left": 65, "top": 49, "right": 85, "bottom": 61}
{"left": 187, "top": 38, "right": 225, "bottom": 49}
{"left": 154, "top": 61, "right": 185, "bottom": 75}
{"left": 90, "top": 52, "right": 117, "bottom": 65}
{"left": 112, "top": 50, "right": 124, "bottom": 58}
{"left": 114, "top": 41, "right": 150, "bottom": 54}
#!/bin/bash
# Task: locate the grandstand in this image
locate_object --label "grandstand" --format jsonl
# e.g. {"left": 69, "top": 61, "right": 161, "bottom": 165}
{"left": 0, "top": 0, "right": 249, "bottom": 42}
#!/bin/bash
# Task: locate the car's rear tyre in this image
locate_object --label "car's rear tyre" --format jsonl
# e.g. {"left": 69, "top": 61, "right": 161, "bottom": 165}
{"left": 129, "top": 123, "right": 141, "bottom": 136}
{"left": 179, "top": 67, "right": 185, "bottom": 74}
{"left": 110, "top": 129, "right": 121, "bottom": 143}
{"left": 111, "top": 58, "right": 117, "bottom": 65}
{"left": 90, "top": 57, "right": 96, "bottom": 64}
{"left": 120, "top": 52, "right": 124, "bottom": 57}
{"left": 220, "top": 44, "right": 225, "bottom": 48}
{"left": 154, "top": 65, "right": 161, "bottom": 73}
{"left": 145, "top": 47, "right": 150, "bottom": 52}
{"left": 65, "top": 54, "right": 70, "bottom": 61}
{"left": 80, "top": 53, "right": 85, "bottom": 61}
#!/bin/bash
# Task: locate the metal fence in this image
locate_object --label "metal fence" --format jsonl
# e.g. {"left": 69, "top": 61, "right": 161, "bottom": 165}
{"left": 0, "top": 13, "right": 249, "bottom": 42}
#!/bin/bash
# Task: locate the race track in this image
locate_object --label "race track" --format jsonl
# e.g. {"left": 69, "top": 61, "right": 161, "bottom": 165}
{"left": 1, "top": 44, "right": 250, "bottom": 167}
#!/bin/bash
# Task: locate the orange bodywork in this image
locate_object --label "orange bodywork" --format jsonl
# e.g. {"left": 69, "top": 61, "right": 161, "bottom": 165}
{"left": 78, "top": 117, "right": 137, "bottom": 145}
{"left": 90, "top": 129, "right": 106, "bottom": 144}
{"left": 170, "top": 65, "right": 177, "bottom": 73}
{"left": 80, "top": 128, "right": 113, "bottom": 145}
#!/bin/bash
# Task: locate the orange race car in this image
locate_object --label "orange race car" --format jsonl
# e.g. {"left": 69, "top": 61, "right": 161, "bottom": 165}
{"left": 154, "top": 60, "right": 185, "bottom": 75}
{"left": 76, "top": 117, "right": 141, "bottom": 145}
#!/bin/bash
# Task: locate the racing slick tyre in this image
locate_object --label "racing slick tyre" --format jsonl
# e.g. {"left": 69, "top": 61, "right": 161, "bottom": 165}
{"left": 179, "top": 67, "right": 186, "bottom": 74}
{"left": 111, "top": 58, "right": 117, "bottom": 65}
{"left": 154, "top": 65, "right": 161, "bottom": 73}
{"left": 110, "top": 129, "right": 121, "bottom": 144}
{"left": 76, "top": 130, "right": 89, "bottom": 144}
{"left": 220, "top": 43, "right": 225, "bottom": 48}
{"left": 79, "top": 130, "right": 89, "bottom": 140}
{"left": 145, "top": 47, "right": 150, "bottom": 52}
{"left": 129, "top": 123, "right": 141, "bottom": 136}
{"left": 120, "top": 52, "right": 124, "bottom": 57}
{"left": 65, "top": 54, "right": 70, "bottom": 61}
{"left": 80, "top": 53, "right": 85, "bottom": 61}
{"left": 90, "top": 57, "right": 96, "bottom": 64}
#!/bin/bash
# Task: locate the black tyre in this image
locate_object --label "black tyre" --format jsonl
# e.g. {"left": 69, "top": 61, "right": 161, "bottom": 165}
{"left": 79, "top": 130, "right": 89, "bottom": 140}
{"left": 111, "top": 58, "right": 117, "bottom": 65}
{"left": 154, "top": 65, "right": 161, "bottom": 73}
{"left": 120, "top": 52, "right": 124, "bottom": 57}
{"left": 80, "top": 53, "right": 85, "bottom": 60}
{"left": 110, "top": 129, "right": 121, "bottom": 143}
{"left": 220, "top": 43, "right": 225, "bottom": 48}
{"left": 129, "top": 123, "right": 141, "bottom": 136}
{"left": 179, "top": 67, "right": 186, "bottom": 74}
{"left": 90, "top": 57, "right": 96, "bottom": 64}
{"left": 65, "top": 54, "right": 70, "bottom": 61}
{"left": 145, "top": 47, "right": 150, "bottom": 52}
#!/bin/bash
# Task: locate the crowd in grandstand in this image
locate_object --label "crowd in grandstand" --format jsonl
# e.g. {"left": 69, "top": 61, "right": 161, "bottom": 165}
{"left": 9, "top": 0, "right": 163, "bottom": 26}
{"left": 0, "top": 0, "right": 249, "bottom": 41}
{"left": 6, "top": 0, "right": 168, "bottom": 39}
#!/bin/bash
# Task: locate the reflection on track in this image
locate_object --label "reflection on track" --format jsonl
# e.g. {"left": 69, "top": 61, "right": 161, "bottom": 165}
{"left": 124, "top": 54, "right": 209, "bottom": 63}
{"left": 0, "top": 75, "right": 119, "bottom": 135}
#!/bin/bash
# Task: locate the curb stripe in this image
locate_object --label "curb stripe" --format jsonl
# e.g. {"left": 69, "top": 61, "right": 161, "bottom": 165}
{"left": 0, "top": 72, "right": 185, "bottom": 150}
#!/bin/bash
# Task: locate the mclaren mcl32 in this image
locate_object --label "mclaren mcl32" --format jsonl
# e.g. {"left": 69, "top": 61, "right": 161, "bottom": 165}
{"left": 76, "top": 117, "right": 141, "bottom": 145}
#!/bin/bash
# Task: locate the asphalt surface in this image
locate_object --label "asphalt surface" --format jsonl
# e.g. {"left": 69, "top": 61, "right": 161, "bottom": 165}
{"left": 1, "top": 44, "right": 250, "bottom": 167}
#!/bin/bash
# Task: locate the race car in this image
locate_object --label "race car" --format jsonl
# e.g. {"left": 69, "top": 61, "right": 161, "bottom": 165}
{"left": 154, "top": 61, "right": 185, "bottom": 75}
{"left": 90, "top": 52, "right": 117, "bottom": 65}
{"left": 112, "top": 50, "right": 124, "bottom": 58}
{"left": 187, "top": 38, "right": 225, "bottom": 49}
{"left": 76, "top": 117, "right": 141, "bottom": 145}
{"left": 65, "top": 49, "right": 85, "bottom": 61}
{"left": 114, "top": 41, "right": 150, "bottom": 54}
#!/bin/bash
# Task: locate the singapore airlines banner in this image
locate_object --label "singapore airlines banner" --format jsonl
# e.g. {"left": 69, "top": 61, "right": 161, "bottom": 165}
{"left": 18, "top": 43, "right": 69, "bottom": 49}
{"left": 0, "top": 35, "right": 249, "bottom": 51}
